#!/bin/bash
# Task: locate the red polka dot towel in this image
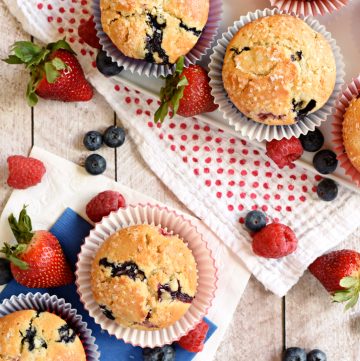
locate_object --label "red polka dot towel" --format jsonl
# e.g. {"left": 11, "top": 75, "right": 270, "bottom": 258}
{"left": 4, "top": 0, "right": 360, "bottom": 296}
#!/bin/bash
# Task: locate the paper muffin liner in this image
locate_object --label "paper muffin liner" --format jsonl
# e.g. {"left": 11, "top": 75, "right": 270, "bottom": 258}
{"left": 0, "top": 292, "right": 100, "bottom": 361}
{"left": 92, "top": 0, "right": 222, "bottom": 77}
{"left": 332, "top": 76, "right": 360, "bottom": 186}
{"left": 270, "top": 0, "right": 349, "bottom": 17}
{"left": 75, "top": 204, "right": 218, "bottom": 348}
{"left": 208, "top": 8, "right": 345, "bottom": 142}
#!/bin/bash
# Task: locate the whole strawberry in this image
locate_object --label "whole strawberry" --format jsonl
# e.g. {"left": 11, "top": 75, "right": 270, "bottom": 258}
{"left": 7, "top": 155, "right": 46, "bottom": 189}
{"left": 309, "top": 250, "right": 360, "bottom": 310}
{"left": 78, "top": 16, "right": 101, "bottom": 49}
{"left": 266, "top": 137, "right": 303, "bottom": 168}
{"left": 252, "top": 223, "right": 298, "bottom": 259}
{"left": 155, "top": 57, "right": 218, "bottom": 122}
{"left": 3, "top": 39, "right": 93, "bottom": 106}
{"left": 86, "top": 190, "right": 126, "bottom": 223}
{"left": 1, "top": 206, "right": 73, "bottom": 288}
{"left": 178, "top": 319, "right": 209, "bottom": 352}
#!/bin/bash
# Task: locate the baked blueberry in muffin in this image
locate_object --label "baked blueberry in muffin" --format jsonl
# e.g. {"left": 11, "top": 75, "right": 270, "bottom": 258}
{"left": 100, "top": 0, "right": 209, "bottom": 64}
{"left": 0, "top": 310, "right": 86, "bottom": 360}
{"left": 222, "top": 14, "right": 336, "bottom": 126}
{"left": 91, "top": 224, "right": 198, "bottom": 330}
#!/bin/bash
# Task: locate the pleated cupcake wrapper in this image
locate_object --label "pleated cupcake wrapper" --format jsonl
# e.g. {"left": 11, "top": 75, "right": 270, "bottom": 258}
{"left": 270, "top": 0, "right": 349, "bottom": 17}
{"left": 208, "top": 8, "right": 345, "bottom": 142}
{"left": 92, "top": 0, "right": 222, "bottom": 77}
{"left": 332, "top": 75, "right": 360, "bottom": 186}
{"left": 0, "top": 292, "right": 100, "bottom": 361}
{"left": 75, "top": 204, "right": 218, "bottom": 348}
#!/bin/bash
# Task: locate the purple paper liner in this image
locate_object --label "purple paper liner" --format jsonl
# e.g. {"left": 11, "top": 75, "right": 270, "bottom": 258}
{"left": 0, "top": 292, "right": 100, "bottom": 361}
{"left": 92, "top": 0, "right": 222, "bottom": 77}
{"left": 208, "top": 8, "right": 345, "bottom": 142}
{"left": 270, "top": 0, "right": 349, "bottom": 17}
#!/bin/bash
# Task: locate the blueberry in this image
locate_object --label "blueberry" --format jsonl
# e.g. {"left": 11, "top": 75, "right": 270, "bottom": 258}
{"left": 85, "top": 154, "right": 106, "bottom": 175}
{"left": 83, "top": 131, "right": 103, "bottom": 151}
{"left": 317, "top": 178, "right": 338, "bottom": 202}
{"left": 300, "top": 128, "right": 324, "bottom": 152}
{"left": 313, "top": 150, "right": 338, "bottom": 174}
{"left": 96, "top": 50, "right": 123, "bottom": 77}
{"left": 283, "top": 347, "right": 307, "bottom": 361}
{"left": 0, "top": 258, "right": 13, "bottom": 285}
{"left": 103, "top": 126, "right": 125, "bottom": 148}
{"left": 143, "top": 345, "right": 175, "bottom": 361}
{"left": 307, "top": 349, "right": 327, "bottom": 361}
{"left": 245, "top": 211, "right": 267, "bottom": 232}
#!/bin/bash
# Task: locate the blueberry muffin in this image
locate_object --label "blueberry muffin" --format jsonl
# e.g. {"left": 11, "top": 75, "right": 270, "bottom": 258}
{"left": 100, "top": 0, "right": 209, "bottom": 64}
{"left": 91, "top": 224, "right": 198, "bottom": 330}
{"left": 222, "top": 14, "right": 336, "bottom": 125}
{"left": 343, "top": 97, "right": 360, "bottom": 172}
{"left": 0, "top": 310, "right": 86, "bottom": 360}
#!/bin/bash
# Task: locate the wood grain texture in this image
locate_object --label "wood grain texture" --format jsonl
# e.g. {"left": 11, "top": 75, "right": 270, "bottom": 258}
{"left": 0, "top": 0, "right": 31, "bottom": 211}
{"left": 285, "top": 229, "right": 360, "bottom": 361}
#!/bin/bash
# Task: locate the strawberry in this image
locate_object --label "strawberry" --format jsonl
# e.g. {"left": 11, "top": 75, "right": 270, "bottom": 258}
{"left": 155, "top": 57, "right": 218, "bottom": 122}
{"left": 78, "top": 16, "right": 102, "bottom": 49}
{"left": 252, "top": 223, "right": 298, "bottom": 259}
{"left": 3, "top": 39, "right": 93, "bottom": 106}
{"left": 178, "top": 319, "right": 209, "bottom": 353}
{"left": 1, "top": 206, "right": 73, "bottom": 288}
{"left": 7, "top": 155, "right": 46, "bottom": 189}
{"left": 266, "top": 137, "right": 303, "bottom": 169}
{"left": 308, "top": 250, "right": 360, "bottom": 310}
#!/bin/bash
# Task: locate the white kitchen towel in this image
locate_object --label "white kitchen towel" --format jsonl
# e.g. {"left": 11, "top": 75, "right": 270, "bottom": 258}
{"left": 3, "top": 0, "right": 360, "bottom": 297}
{"left": 0, "top": 146, "right": 251, "bottom": 361}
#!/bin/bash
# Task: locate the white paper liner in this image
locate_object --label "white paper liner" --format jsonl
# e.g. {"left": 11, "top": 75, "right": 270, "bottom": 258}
{"left": 332, "top": 75, "right": 360, "bottom": 186}
{"left": 92, "top": 0, "right": 222, "bottom": 77}
{"left": 0, "top": 292, "right": 100, "bottom": 361}
{"left": 270, "top": 0, "right": 349, "bottom": 17}
{"left": 208, "top": 8, "right": 345, "bottom": 142}
{"left": 75, "top": 204, "right": 218, "bottom": 348}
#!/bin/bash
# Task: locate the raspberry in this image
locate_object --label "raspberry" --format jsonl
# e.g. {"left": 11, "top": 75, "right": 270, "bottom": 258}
{"left": 78, "top": 16, "right": 101, "bottom": 49}
{"left": 266, "top": 137, "right": 303, "bottom": 168}
{"left": 252, "top": 223, "right": 298, "bottom": 259}
{"left": 7, "top": 155, "right": 46, "bottom": 189}
{"left": 178, "top": 319, "right": 209, "bottom": 353}
{"left": 86, "top": 190, "right": 126, "bottom": 223}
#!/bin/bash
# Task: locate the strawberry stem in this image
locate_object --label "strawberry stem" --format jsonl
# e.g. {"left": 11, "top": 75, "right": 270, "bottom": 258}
{"left": 154, "top": 56, "right": 189, "bottom": 123}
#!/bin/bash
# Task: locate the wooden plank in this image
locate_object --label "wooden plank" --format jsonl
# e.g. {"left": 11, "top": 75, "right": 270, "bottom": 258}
{"left": 285, "top": 231, "right": 360, "bottom": 361}
{"left": 0, "top": 0, "right": 32, "bottom": 213}
{"left": 214, "top": 277, "right": 283, "bottom": 361}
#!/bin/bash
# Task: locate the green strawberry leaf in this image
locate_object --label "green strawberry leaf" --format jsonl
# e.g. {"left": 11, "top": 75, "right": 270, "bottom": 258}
{"left": 339, "top": 276, "right": 359, "bottom": 288}
{"left": 44, "top": 62, "right": 60, "bottom": 84}
{"left": 47, "top": 38, "right": 76, "bottom": 55}
{"left": 26, "top": 81, "right": 38, "bottom": 107}
{"left": 51, "top": 57, "right": 67, "bottom": 71}
{"left": 2, "top": 55, "right": 25, "bottom": 64}
{"left": 1, "top": 243, "right": 28, "bottom": 270}
{"left": 345, "top": 293, "right": 359, "bottom": 311}
{"left": 26, "top": 49, "right": 50, "bottom": 68}
{"left": 8, "top": 206, "right": 34, "bottom": 244}
{"left": 11, "top": 41, "right": 42, "bottom": 63}
{"left": 332, "top": 290, "right": 353, "bottom": 303}
{"left": 154, "top": 56, "right": 188, "bottom": 123}
{"left": 154, "top": 102, "right": 169, "bottom": 123}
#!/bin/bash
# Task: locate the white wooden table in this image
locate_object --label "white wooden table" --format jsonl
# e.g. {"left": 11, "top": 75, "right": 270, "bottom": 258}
{"left": 0, "top": 1, "right": 359, "bottom": 359}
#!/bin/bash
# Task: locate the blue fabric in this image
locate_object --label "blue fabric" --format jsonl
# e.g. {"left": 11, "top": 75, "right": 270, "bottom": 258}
{"left": 0, "top": 208, "right": 216, "bottom": 360}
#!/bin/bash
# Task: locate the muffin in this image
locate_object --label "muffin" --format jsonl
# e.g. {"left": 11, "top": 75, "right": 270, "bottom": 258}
{"left": 222, "top": 14, "right": 336, "bottom": 126}
{"left": 91, "top": 224, "right": 198, "bottom": 330}
{"left": 100, "top": 0, "right": 209, "bottom": 64}
{"left": 343, "top": 97, "right": 360, "bottom": 172}
{"left": 0, "top": 310, "right": 86, "bottom": 361}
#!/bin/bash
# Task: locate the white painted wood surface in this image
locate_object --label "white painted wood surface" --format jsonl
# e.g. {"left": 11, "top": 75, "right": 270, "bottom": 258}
{"left": 0, "top": 1, "right": 359, "bottom": 359}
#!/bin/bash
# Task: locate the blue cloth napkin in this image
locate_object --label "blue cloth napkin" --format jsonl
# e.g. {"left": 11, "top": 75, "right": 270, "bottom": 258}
{"left": 0, "top": 208, "right": 216, "bottom": 360}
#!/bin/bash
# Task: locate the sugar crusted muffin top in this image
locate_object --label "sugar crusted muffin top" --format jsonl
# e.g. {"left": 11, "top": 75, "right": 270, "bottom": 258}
{"left": 100, "top": 0, "right": 209, "bottom": 64}
{"left": 343, "top": 97, "right": 360, "bottom": 173}
{"left": 0, "top": 310, "right": 86, "bottom": 361}
{"left": 91, "top": 224, "right": 198, "bottom": 330}
{"left": 222, "top": 14, "right": 336, "bottom": 126}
